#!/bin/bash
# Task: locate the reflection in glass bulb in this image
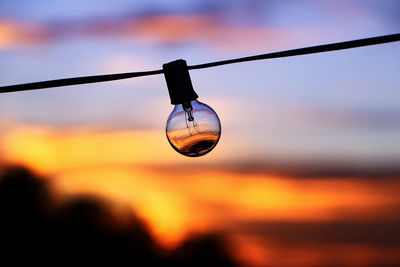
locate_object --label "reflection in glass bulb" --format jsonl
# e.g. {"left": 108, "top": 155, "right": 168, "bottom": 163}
{"left": 166, "top": 100, "right": 221, "bottom": 157}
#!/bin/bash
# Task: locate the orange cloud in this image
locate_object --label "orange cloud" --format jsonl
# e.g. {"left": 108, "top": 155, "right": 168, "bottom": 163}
{"left": 1, "top": 123, "right": 400, "bottom": 266}
{"left": 118, "top": 14, "right": 294, "bottom": 51}
{"left": 0, "top": 125, "right": 177, "bottom": 174}
{"left": 0, "top": 19, "right": 48, "bottom": 49}
{"left": 0, "top": 14, "right": 305, "bottom": 51}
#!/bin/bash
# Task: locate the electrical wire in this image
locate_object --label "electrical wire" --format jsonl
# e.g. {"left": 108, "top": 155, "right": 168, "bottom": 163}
{"left": 0, "top": 33, "right": 399, "bottom": 94}
{"left": 188, "top": 33, "right": 400, "bottom": 70}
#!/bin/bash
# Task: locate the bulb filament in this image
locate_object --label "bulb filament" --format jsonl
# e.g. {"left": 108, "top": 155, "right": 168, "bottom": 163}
{"left": 183, "top": 102, "right": 200, "bottom": 135}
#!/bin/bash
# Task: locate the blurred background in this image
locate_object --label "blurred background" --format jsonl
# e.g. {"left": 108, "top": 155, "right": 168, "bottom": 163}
{"left": 1, "top": 0, "right": 400, "bottom": 266}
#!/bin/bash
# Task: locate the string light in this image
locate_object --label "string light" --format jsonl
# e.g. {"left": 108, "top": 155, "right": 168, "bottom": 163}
{"left": 163, "top": 60, "right": 221, "bottom": 157}
{"left": 0, "top": 33, "right": 399, "bottom": 156}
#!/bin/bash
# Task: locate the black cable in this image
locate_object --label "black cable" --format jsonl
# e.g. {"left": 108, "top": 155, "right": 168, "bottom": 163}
{"left": 1, "top": 33, "right": 399, "bottom": 93}
{"left": 189, "top": 33, "right": 400, "bottom": 70}
{"left": 0, "top": 69, "right": 163, "bottom": 93}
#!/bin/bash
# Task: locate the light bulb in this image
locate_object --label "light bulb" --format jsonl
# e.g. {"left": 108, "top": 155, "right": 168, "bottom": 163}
{"left": 163, "top": 59, "right": 221, "bottom": 157}
{"left": 166, "top": 100, "right": 221, "bottom": 157}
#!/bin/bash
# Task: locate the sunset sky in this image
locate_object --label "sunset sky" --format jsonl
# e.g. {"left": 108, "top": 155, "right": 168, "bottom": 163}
{"left": 1, "top": 1, "right": 400, "bottom": 266}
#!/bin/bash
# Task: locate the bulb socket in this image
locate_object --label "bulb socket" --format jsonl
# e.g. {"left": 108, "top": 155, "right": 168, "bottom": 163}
{"left": 163, "top": 59, "right": 198, "bottom": 105}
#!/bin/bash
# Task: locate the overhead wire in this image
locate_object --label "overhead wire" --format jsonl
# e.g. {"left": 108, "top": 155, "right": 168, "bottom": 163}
{"left": 0, "top": 33, "right": 399, "bottom": 94}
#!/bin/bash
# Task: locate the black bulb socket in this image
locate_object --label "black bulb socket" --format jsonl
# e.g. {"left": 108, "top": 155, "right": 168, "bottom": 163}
{"left": 163, "top": 59, "right": 198, "bottom": 105}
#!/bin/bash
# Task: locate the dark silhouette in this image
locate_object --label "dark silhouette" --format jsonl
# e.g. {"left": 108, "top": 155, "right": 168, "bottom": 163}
{"left": 0, "top": 166, "right": 238, "bottom": 266}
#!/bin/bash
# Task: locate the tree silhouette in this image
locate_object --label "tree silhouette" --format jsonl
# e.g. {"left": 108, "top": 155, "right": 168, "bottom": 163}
{"left": 0, "top": 166, "right": 238, "bottom": 266}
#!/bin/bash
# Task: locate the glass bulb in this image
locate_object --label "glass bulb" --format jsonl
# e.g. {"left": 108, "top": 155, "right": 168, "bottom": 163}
{"left": 166, "top": 100, "right": 221, "bottom": 157}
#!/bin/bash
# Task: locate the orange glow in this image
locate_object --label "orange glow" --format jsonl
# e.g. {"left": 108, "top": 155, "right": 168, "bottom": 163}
{"left": 0, "top": 14, "right": 305, "bottom": 51}
{"left": 1, "top": 123, "right": 400, "bottom": 265}
{"left": 0, "top": 19, "right": 48, "bottom": 49}
{"left": 1, "top": 125, "right": 176, "bottom": 174}
{"left": 130, "top": 14, "right": 211, "bottom": 43}
{"left": 121, "top": 14, "right": 290, "bottom": 51}
{"left": 50, "top": 167, "right": 208, "bottom": 248}
{"left": 231, "top": 237, "right": 400, "bottom": 267}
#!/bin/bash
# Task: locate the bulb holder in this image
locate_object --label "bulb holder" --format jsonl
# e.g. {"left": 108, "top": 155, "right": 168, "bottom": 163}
{"left": 163, "top": 59, "right": 198, "bottom": 105}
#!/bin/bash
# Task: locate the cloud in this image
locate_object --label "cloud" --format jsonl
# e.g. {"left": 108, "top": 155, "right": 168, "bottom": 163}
{"left": 109, "top": 14, "right": 290, "bottom": 50}
{"left": 0, "top": 13, "right": 304, "bottom": 52}
{"left": 239, "top": 220, "right": 400, "bottom": 247}
{"left": 232, "top": 219, "right": 400, "bottom": 266}
{"left": 0, "top": 19, "right": 49, "bottom": 49}
{"left": 2, "top": 122, "right": 400, "bottom": 266}
{"left": 1, "top": 0, "right": 398, "bottom": 51}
